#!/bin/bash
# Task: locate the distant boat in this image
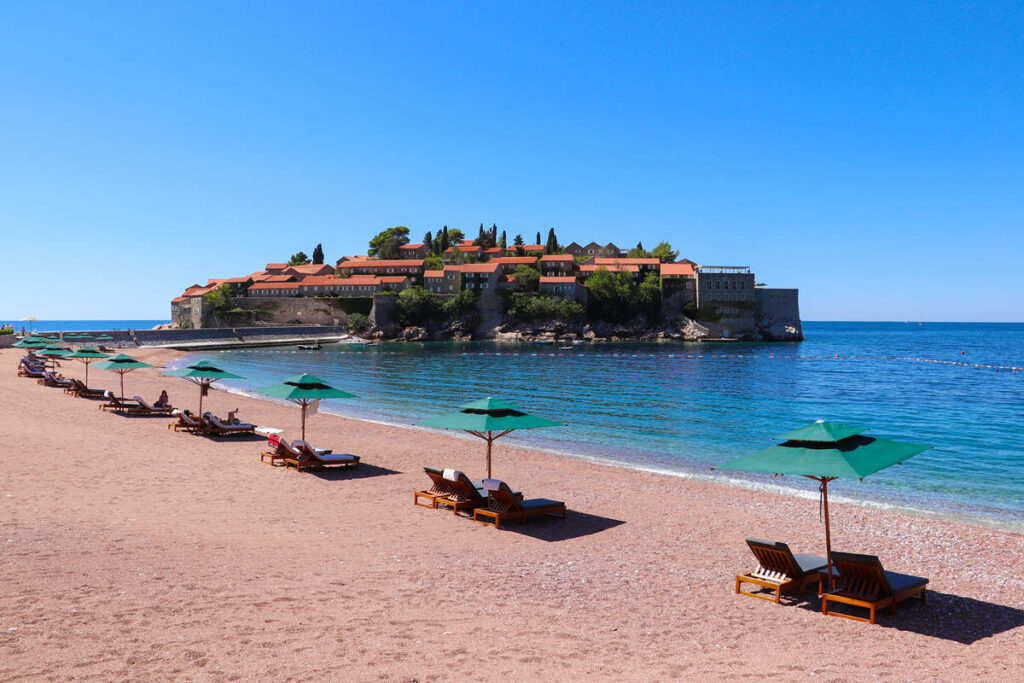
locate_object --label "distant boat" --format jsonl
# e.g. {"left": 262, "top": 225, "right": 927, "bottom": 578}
{"left": 559, "top": 345, "right": 574, "bottom": 351}
{"left": 297, "top": 343, "right": 322, "bottom": 351}
{"left": 536, "top": 340, "right": 554, "bottom": 345}
{"left": 573, "top": 339, "right": 586, "bottom": 345}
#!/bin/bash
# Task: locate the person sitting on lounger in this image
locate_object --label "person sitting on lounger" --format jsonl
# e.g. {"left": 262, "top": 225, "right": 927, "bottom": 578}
{"left": 226, "top": 408, "right": 240, "bottom": 425}
{"left": 154, "top": 390, "right": 170, "bottom": 408}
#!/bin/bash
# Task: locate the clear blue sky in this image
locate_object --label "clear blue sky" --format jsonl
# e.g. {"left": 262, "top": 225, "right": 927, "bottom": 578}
{"left": 1, "top": 2, "right": 1021, "bottom": 321}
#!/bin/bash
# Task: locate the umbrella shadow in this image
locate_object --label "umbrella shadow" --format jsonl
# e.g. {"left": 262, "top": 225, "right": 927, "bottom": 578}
{"left": 791, "top": 590, "right": 1024, "bottom": 643}
{"left": 201, "top": 433, "right": 268, "bottom": 443}
{"left": 473, "top": 510, "right": 626, "bottom": 542}
{"left": 303, "top": 463, "right": 402, "bottom": 481}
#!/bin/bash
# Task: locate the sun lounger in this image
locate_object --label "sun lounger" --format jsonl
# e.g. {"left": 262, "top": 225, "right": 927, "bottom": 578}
{"left": 168, "top": 410, "right": 203, "bottom": 433}
{"left": 18, "top": 364, "right": 48, "bottom": 378}
{"left": 414, "top": 466, "right": 460, "bottom": 508}
{"left": 734, "top": 538, "right": 829, "bottom": 603}
{"left": 821, "top": 551, "right": 928, "bottom": 624}
{"left": 473, "top": 479, "right": 566, "bottom": 528}
{"left": 260, "top": 434, "right": 331, "bottom": 466}
{"left": 132, "top": 395, "right": 175, "bottom": 416}
{"left": 37, "top": 371, "right": 73, "bottom": 388}
{"left": 100, "top": 391, "right": 142, "bottom": 412}
{"left": 433, "top": 469, "right": 494, "bottom": 515}
{"left": 202, "top": 412, "right": 256, "bottom": 436}
{"left": 68, "top": 378, "right": 106, "bottom": 399}
{"left": 283, "top": 440, "right": 359, "bottom": 471}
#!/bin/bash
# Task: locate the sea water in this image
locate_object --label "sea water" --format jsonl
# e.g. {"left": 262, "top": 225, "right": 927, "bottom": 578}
{"left": 5, "top": 320, "right": 170, "bottom": 333}
{"left": 170, "top": 322, "right": 1024, "bottom": 531}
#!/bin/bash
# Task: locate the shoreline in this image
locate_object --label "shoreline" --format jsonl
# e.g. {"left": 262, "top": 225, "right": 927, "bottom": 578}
{"left": 196, "top": 354, "right": 1024, "bottom": 536}
{"left": 5, "top": 346, "right": 1024, "bottom": 679}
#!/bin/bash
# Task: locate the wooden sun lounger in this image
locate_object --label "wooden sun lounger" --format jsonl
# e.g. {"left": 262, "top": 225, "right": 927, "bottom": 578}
{"left": 414, "top": 466, "right": 458, "bottom": 508}
{"left": 202, "top": 412, "right": 256, "bottom": 436}
{"left": 735, "top": 538, "right": 828, "bottom": 603}
{"left": 284, "top": 440, "right": 359, "bottom": 471}
{"left": 37, "top": 371, "right": 73, "bottom": 389}
{"left": 168, "top": 410, "right": 203, "bottom": 433}
{"left": 18, "top": 365, "right": 47, "bottom": 378}
{"left": 435, "top": 470, "right": 493, "bottom": 515}
{"left": 260, "top": 434, "right": 331, "bottom": 466}
{"left": 132, "top": 396, "right": 175, "bottom": 416}
{"left": 100, "top": 391, "right": 142, "bottom": 412}
{"left": 69, "top": 379, "right": 106, "bottom": 399}
{"left": 473, "top": 479, "right": 566, "bottom": 529}
{"left": 821, "top": 551, "right": 928, "bottom": 624}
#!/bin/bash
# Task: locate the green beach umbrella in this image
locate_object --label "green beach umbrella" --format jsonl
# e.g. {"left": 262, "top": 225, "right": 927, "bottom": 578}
{"left": 64, "top": 346, "right": 111, "bottom": 386}
{"left": 257, "top": 373, "right": 357, "bottom": 441}
{"left": 35, "top": 344, "right": 70, "bottom": 370}
{"left": 418, "top": 398, "right": 565, "bottom": 478}
{"left": 14, "top": 339, "right": 47, "bottom": 348}
{"left": 714, "top": 420, "right": 932, "bottom": 585}
{"left": 93, "top": 353, "right": 154, "bottom": 399}
{"left": 163, "top": 360, "right": 243, "bottom": 416}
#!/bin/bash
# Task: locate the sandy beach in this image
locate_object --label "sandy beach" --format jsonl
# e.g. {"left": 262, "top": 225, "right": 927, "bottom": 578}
{"left": 2, "top": 346, "right": 1023, "bottom": 681}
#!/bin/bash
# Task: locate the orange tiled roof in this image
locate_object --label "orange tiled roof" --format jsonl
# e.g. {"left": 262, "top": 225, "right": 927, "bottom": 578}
{"left": 171, "top": 296, "right": 187, "bottom": 303}
{"left": 594, "top": 257, "right": 660, "bottom": 266}
{"left": 540, "top": 276, "right": 577, "bottom": 284}
{"left": 265, "top": 263, "right": 289, "bottom": 270}
{"left": 379, "top": 276, "right": 409, "bottom": 284}
{"left": 338, "top": 259, "right": 425, "bottom": 268}
{"left": 399, "top": 243, "right": 425, "bottom": 249}
{"left": 460, "top": 262, "right": 501, "bottom": 273}
{"left": 444, "top": 245, "right": 482, "bottom": 254}
{"left": 660, "top": 263, "right": 695, "bottom": 276}
{"left": 491, "top": 256, "right": 537, "bottom": 265}
{"left": 541, "top": 254, "right": 574, "bottom": 262}
{"left": 249, "top": 282, "right": 300, "bottom": 291}
{"left": 424, "top": 270, "right": 445, "bottom": 278}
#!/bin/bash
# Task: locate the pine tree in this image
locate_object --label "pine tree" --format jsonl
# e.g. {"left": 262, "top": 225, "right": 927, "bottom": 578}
{"left": 312, "top": 243, "right": 324, "bottom": 265}
{"left": 545, "top": 228, "right": 558, "bottom": 254}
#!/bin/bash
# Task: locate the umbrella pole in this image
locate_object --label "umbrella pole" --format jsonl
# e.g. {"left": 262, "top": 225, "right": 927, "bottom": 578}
{"left": 85, "top": 362, "right": 88, "bottom": 386}
{"left": 199, "top": 381, "right": 204, "bottom": 417}
{"left": 120, "top": 372, "right": 125, "bottom": 401}
{"left": 486, "top": 432, "right": 493, "bottom": 479}
{"left": 301, "top": 400, "right": 307, "bottom": 441}
{"left": 822, "top": 477, "right": 834, "bottom": 591}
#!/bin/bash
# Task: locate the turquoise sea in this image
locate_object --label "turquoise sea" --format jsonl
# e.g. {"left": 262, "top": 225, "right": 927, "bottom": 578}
{"left": 4, "top": 320, "right": 169, "bottom": 332}
{"left": 169, "top": 322, "right": 1023, "bottom": 531}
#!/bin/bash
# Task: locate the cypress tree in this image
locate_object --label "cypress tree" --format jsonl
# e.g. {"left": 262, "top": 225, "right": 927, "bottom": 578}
{"left": 423, "top": 231, "right": 433, "bottom": 254}
{"left": 440, "top": 226, "right": 450, "bottom": 254}
{"left": 498, "top": 230, "right": 507, "bottom": 249}
{"left": 535, "top": 231, "right": 541, "bottom": 245}
{"left": 312, "top": 243, "right": 324, "bottom": 265}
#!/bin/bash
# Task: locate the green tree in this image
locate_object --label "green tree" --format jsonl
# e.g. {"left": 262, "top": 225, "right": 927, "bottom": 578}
{"left": 535, "top": 231, "right": 541, "bottom": 245}
{"left": 448, "top": 228, "right": 465, "bottom": 244}
{"left": 544, "top": 227, "right": 559, "bottom": 254}
{"left": 312, "top": 243, "right": 324, "bottom": 265}
{"left": 651, "top": 241, "right": 679, "bottom": 263}
{"left": 513, "top": 233, "right": 525, "bottom": 256}
{"left": 423, "top": 231, "right": 433, "bottom": 253}
{"left": 396, "top": 287, "right": 444, "bottom": 326}
{"left": 442, "top": 289, "right": 477, "bottom": 318}
{"left": 627, "top": 241, "right": 651, "bottom": 258}
{"left": 346, "top": 312, "right": 371, "bottom": 334}
{"left": 424, "top": 254, "right": 444, "bottom": 271}
{"left": 368, "top": 226, "right": 411, "bottom": 259}
{"left": 498, "top": 230, "right": 507, "bottom": 248}
{"left": 202, "top": 284, "right": 236, "bottom": 312}
{"left": 510, "top": 263, "right": 541, "bottom": 292}
{"left": 289, "top": 251, "right": 311, "bottom": 265}
{"left": 506, "top": 293, "right": 584, "bottom": 322}
{"left": 439, "top": 226, "right": 450, "bottom": 254}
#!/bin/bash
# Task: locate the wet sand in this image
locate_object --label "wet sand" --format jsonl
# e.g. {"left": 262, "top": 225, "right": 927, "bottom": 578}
{"left": 2, "top": 347, "right": 1023, "bottom": 681}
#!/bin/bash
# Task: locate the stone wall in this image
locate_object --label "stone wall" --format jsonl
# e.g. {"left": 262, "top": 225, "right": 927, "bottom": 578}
{"left": 755, "top": 288, "right": 802, "bottom": 340}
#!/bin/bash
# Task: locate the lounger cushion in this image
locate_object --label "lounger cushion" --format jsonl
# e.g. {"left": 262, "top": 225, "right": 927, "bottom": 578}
{"left": 521, "top": 498, "right": 565, "bottom": 510}
{"left": 315, "top": 453, "right": 358, "bottom": 463}
{"left": 884, "top": 570, "right": 928, "bottom": 594}
{"left": 792, "top": 553, "right": 829, "bottom": 576}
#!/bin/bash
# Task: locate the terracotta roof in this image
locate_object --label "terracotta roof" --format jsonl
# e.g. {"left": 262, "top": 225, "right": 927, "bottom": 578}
{"left": 483, "top": 247, "right": 505, "bottom": 254}
{"left": 460, "top": 262, "right": 501, "bottom": 273}
{"left": 579, "top": 264, "right": 639, "bottom": 273}
{"left": 380, "top": 276, "right": 409, "bottom": 284}
{"left": 491, "top": 256, "right": 537, "bottom": 265}
{"left": 399, "top": 243, "right": 425, "bottom": 249}
{"left": 508, "top": 244, "right": 545, "bottom": 253}
{"left": 183, "top": 285, "right": 215, "bottom": 297}
{"left": 285, "top": 264, "right": 333, "bottom": 275}
{"left": 265, "top": 263, "right": 289, "bottom": 270}
{"left": 541, "top": 254, "right": 574, "bottom": 262}
{"left": 299, "top": 276, "right": 344, "bottom": 286}
{"left": 248, "top": 271, "right": 272, "bottom": 282}
{"left": 261, "top": 274, "right": 296, "bottom": 283}
{"left": 338, "top": 259, "right": 425, "bottom": 268}
{"left": 249, "top": 282, "right": 300, "bottom": 291}
{"left": 444, "top": 245, "right": 482, "bottom": 254}
{"left": 540, "top": 276, "right": 578, "bottom": 284}
{"left": 424, "top": 270, "right": 445, "bottom": 278}
{"left": 660, "top": 263, "right": 696, "bottom": 276}
{"left": 459, "top": 240, "right": 476, "bottom": 247}
{"left": 171, "top": 296, "right": 187, "bottom": 303}
{"left": 594, "top": 257, "right": 660, "bottom": 266}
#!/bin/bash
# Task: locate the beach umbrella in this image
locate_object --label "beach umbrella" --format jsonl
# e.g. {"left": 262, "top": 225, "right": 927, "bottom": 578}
{"left": 64, "top": 346, "right": 110, "bottom": 385}
{"left": 163, "top": 360, "right": 243, "bottom": 416}
{"left": 14, "top": 338, "right": 47, "bottom": 348}
{"left": 714, "top": 420, "right": 931, "bottom": 586}
{"left": 418, "top": 398, "right": 565, "bottom": 478}
{"left": 35, "top": 344, "right": 70, "bottom": 370}
{"left": 256, "top": 373, "right": 357, "bottom": 441}
{"left": 93, "top": 353, "right": 154, "bottom": 399}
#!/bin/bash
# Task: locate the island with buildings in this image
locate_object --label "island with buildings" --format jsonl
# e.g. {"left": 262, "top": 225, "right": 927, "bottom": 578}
{"left": 171, "top": 227, "right": 802, "bottom": 342}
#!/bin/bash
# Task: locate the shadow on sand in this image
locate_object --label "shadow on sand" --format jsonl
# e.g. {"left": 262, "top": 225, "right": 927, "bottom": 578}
{"left": 302, "top": 463, "right": 402, "bottom": 481}
{"left": 473, "top": 510, "right": 626, "bottom": 542}
{"left": 785, "top": 590, "right": 1024, "bottom": 644}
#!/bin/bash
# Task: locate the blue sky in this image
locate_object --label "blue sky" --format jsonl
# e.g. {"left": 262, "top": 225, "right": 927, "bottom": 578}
{"left": 1, "top": 1, "right": 1021, "bottom": 321}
